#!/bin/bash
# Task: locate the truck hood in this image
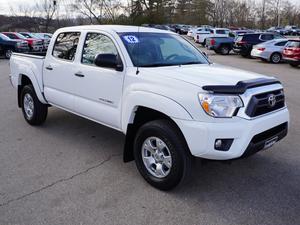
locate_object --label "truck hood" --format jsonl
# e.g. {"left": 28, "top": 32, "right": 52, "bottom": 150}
{"left": 141, "top": 63, "right": 270, "bottom": 87}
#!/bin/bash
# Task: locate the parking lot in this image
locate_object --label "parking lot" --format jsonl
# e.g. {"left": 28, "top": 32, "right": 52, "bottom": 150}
{"left": 0, "top": 50, "right": 299, "bottom": 225}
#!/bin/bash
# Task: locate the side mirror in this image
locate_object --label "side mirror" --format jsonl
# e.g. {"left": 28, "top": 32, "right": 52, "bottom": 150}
{"left": 94, "top": 53, "right": 123, "bottom": 71}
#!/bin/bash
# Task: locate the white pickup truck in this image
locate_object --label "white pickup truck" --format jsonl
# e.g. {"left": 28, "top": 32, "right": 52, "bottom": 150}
{"left": 9, "top": 25, "right": 289, "bottom": 190}
{"left": 194, "top": 28, "right": 230, "bottom": 46}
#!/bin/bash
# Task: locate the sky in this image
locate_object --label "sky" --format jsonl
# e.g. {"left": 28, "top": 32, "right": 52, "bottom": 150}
{"left": 0, "top": 0, "right": 299, "bottom": 15}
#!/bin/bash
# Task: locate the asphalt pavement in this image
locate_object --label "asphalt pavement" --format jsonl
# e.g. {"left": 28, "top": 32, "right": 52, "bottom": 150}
{"left": 0, "top": 52, "right": 299, "bottom": 225}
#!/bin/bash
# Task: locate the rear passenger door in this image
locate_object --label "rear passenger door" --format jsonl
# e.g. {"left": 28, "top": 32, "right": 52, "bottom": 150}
{"left": 43, "top": 32, "right": 81, "bottom": 111}
{"left": 73, "top": 32, "right": 125, "bottom": 129}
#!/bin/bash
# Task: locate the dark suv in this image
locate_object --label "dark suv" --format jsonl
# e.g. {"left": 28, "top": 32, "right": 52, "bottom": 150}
{"left": 233, "top": 33, "right": 284, "bottom": 57}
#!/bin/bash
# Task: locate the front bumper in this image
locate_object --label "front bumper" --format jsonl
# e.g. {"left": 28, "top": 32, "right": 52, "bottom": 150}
{"left": 174, "top": 108, "right": 289, "bottom": 160}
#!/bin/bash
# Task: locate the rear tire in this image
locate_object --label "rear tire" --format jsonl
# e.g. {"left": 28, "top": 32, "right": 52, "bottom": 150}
{"left": 21, "top": 85, "right": 48, "bottom": 125}
{"left": 219, "top": 45, "right": 230, "bottom": 55}
{"left": 290, "top": 63, "right": 299, "bottom": 68}
{"left": 134, "top": 120, "right": 192, "bottom": 191}
{"left": 4, "top": 49, "right": 12, "bottom": 59}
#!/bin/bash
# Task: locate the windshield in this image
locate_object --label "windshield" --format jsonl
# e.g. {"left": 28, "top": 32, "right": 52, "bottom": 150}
{"left": 21, "top": 33, "right": 32, "bottom": 38}
{"left": 119, "top": 32, "right": 208, "bottom": 67}
{"left": 0, "top": 33, "right": 10, "bottom": 40}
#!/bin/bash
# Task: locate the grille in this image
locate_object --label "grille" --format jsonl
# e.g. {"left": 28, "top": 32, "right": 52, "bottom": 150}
{"left": 245, "top": 89, "right": 285, "bottom": 117}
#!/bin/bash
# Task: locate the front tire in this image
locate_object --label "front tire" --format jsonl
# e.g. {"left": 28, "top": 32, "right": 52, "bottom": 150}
{"left": 270, "top": 52, "right": 281, "bottom": 64}
{"left": 134, "top": 120, "right": 192, "bottom": 191}
{"left": 21, "top": 85, "right": 48, "bottom": 125}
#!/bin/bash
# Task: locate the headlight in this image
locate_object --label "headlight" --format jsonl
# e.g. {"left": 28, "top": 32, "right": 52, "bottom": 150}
{"left": 198, "top": 93, "right": 243, "bottom": 118}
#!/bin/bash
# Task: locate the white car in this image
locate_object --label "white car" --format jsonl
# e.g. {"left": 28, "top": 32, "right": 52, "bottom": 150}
{"left": 9, "top": 25, "right": 289, "bottom": 190}
{"left": 251, "top": 39, "right": 288, "bottom": 63}
{"left": 194, "top": 28, "right": 230, "bottom": 45}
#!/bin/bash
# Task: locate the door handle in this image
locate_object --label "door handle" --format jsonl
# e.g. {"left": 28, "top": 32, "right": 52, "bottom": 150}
{"left": 45, "top": 65, "right": 53, "bottom": 71}
{"left": 74, "top": 72, "right": 85, "bottom": 78}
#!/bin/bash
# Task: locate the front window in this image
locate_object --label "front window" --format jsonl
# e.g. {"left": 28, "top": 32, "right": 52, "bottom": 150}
{"left": 21, "top": 33, "right": 31, "bottom": 38}
{"left": 286, "top": 41, "right": 300, "bottom": 48}
{"left": 0, "top": 33, "right": 10, "bottom": 41}
{"left": 82, "top": 33, "right": 118, "bottom": 65}
{"left": 119, "top": 32, "right": 208, "bottom": 67}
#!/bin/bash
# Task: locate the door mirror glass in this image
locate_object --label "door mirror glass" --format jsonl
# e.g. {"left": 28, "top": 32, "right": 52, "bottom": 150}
{"left": 94, "top": 54, "right": 123, "bottom": 71}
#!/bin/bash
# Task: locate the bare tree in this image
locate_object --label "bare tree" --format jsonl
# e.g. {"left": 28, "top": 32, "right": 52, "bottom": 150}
{"left": 35, "top": 0, "right": 57, "bottom": 32}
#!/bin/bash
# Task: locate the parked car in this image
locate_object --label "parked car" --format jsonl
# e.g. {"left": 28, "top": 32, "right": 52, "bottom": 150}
{"left": 20, "top": 32, "right": 50, "bottom": 50}
{"left": 251, "top": 38, "right": 288, "bottom": 63}
{"left": 2, "top": 32, "right": 44, "bottom": 52}
{"left": 9, "top": 25, "right": 289, "bottom": 190}
{"left": 267, "top": 27, "right": 289, "bottom": 35}
{"left": 206, "top": 34, "right": 235, "bottom": 55}
{"left": 153, "top": 25, "right": 175, "bottom": 32}
{"left": 173, "top": 24, "right": 189, "bottom": 34}
{"left": 285, "top": 26, "right": 300, "bottom": 36}
{"left": 0, "top": 33, "right": 29, "bottom": 59}
{"left": 195, "top": 28, "right": 230, "bottom": 46}
{"left": 35, "top": 33, "right": 53, "bottom": 39}
{"left": 233, "top": 33, "right": 284, "bottom": 57}
{"left": 283, "top": 40, "right": 300, "bottom": 67}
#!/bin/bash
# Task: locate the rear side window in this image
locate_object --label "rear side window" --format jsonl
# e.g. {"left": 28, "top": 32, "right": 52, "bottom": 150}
{"left": 52, "top": 32, "right": 81, "bottom": 61}
{"left": 286, "top": 41, "right": 300, "bottom": 48}
{"left": 81, "top": 33, "right": 118, "bottom": 65}
{"left": 275, "top": 41, "right": 288, "bottom": 46}
{"left": 241, "top": 34, "right": 258, "bottom": 42}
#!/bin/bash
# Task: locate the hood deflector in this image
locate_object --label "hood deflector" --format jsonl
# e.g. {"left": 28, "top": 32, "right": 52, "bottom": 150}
{"left": 202, "top": 78, "right": 281, "bottom": 94}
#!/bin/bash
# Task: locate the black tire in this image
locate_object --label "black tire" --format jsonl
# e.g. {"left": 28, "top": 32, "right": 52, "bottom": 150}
{"left": 219, "top": 45, "right": 230, "bottom": 55}
{"left": 241, "top": 53, "right": 249, "bottom": 58}
{"left": 21, "top": 84, "right": 48, "bottom": 125}
{"left": 270, "top": 52, "right": 281, "bottom": 64}
{"left": 134, "top": 120, "right": 192, "bottom": 191}
{"left": 201, "top": 39, "right": 206, "bottom": 47}
{"left": 4, "top": 49, "right": 12, "bottom": 59}
{"left": 290, "top": 63, "right": 299, "bottom": 68}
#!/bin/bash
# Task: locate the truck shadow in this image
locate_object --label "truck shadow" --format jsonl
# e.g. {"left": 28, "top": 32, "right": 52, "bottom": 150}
{"left": 39, "top": 108, "right": 299, "bottom": 222}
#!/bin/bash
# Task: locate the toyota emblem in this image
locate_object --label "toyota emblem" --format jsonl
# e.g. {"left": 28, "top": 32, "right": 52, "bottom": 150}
{"left": 268, "top": 94, "right": 276, "bottom": 107}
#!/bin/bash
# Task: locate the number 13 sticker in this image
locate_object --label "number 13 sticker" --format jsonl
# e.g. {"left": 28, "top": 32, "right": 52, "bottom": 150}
{"left": 123, "top": 35, "right": 139, "bottom": 44}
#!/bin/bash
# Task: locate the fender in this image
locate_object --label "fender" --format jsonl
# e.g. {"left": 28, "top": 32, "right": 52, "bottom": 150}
{"left": 121, "top": 90, "right": 193, "bottom": 133}
{"left": 18, "top": 72, "right": 47, "bottom": 105}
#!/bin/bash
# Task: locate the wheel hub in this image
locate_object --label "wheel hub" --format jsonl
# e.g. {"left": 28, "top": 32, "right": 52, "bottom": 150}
{"left": 141, "top": 137, "right": 172, "bottom": 178}
{"left": 23, "top": 93, "right": 34, "bottom": 119}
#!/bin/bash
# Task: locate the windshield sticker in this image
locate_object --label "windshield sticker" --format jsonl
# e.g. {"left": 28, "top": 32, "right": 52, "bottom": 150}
{"left": 123, "top": 35, "right": 139, "bottom": 44}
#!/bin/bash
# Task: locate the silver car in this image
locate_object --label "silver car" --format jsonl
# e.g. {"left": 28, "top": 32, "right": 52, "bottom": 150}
{"left": 251, "top": 38, "right": 288, "bottom": 63}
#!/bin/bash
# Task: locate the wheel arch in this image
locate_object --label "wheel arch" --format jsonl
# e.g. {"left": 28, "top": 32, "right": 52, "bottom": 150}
{"left": 17, "top": 74, "right": 47, "bottom": 107}
{"left": 122, "top": 92, "right": 193, "bottom": 162}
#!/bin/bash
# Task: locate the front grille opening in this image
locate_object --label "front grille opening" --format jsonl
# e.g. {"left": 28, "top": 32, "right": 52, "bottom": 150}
{"left": 252, "top": 122, "right": 288, "bottom": 144}
{"left": 246, "top": 89, "right": 285, "bottom": 117}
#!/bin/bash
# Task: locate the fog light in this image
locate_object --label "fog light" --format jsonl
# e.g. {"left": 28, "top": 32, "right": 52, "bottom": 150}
{"left": 214, "top": 139, "right": 234, "bottom": 151}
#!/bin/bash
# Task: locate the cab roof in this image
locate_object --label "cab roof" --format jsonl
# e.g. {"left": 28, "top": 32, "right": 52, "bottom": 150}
{"left": 57, "top": 25, "right": 173, "bottom": 34}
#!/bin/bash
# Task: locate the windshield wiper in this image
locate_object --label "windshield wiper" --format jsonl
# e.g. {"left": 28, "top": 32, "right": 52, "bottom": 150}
{"left": 180, "top": 61, "right": 202, "bottom": 65}
{"left": 140, "top": 63, "right": 176, "bottom": 67}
